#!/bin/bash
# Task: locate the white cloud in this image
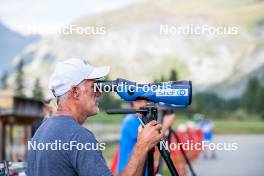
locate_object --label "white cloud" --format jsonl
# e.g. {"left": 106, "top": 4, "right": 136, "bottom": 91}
{"left": 0, "top": 0, "right": 142, "bottom": 35}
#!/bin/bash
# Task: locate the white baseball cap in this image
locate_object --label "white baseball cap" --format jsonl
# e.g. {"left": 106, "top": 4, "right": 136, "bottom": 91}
{"left": 49, "top": 58, "right": 110, "bottom": 97}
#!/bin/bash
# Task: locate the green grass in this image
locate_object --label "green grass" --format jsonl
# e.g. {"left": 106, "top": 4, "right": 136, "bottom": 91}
{"left": 173, "top": 116, "right": 264, "bottom": 134}
{"left": 86, "top": 112, "right": 264, "bottom": 134}
{"left": 86, "top": 112, "right": 124, "bottom": 123}
{"left": 214, "top": 120, "right": 264, "bottom": 134}
{"left": 102, "top": 142, "right": 118, "bottom": 166}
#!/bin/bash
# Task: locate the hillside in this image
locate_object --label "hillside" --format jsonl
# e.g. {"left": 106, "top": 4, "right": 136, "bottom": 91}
{"left": 8, "top": 0, "right": 264, "bottom": 98}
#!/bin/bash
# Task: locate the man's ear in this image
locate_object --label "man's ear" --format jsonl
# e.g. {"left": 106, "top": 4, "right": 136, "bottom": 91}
{"left": 71, "top": 86, "right": 81, "bottom": 99}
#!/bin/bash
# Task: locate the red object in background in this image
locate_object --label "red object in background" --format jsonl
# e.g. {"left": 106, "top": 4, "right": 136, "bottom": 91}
{"left": 110, "top": 146, "right": 119, "bottom": 175}
{"left": 110, "top": 128, "right": 204, "bottom": 176}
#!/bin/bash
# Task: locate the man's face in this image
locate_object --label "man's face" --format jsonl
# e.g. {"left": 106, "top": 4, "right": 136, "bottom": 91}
{"left": 78, "top": 80, "right": 101, "bottom": 122}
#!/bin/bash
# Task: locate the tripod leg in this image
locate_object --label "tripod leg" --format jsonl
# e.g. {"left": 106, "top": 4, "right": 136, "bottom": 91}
{"left": 156, "top": 154, "right": 164, "bottom": 175}
{"left": 156, "top": 128, "right": 172, "bottom": 175}
{"left": 147, "top": 149, "right": 155, "bottom": 176}
{"left": 144, "top": 149, "right": 155, "bottom": 176}
{"left": 142, "top": 159, "right": 147, "bottom": 176}
{"left": 158, "top": 140, "right": 179, "bottom": 176}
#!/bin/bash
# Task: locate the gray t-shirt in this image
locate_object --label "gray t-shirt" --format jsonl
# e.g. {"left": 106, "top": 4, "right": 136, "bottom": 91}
{"left": 27, "top": 115, "right": 112, "bottom": 176}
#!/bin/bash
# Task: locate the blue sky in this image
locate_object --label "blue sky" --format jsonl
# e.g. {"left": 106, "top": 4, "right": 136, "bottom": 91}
{"left": 0, "top": 0, "right": 141, "bottom": 35}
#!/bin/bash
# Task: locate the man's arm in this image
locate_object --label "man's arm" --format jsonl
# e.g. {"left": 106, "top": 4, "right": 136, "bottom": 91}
{"left": 120, "top": 142, "right": 148, "bottom": 176}
{"left": 120, "top": 120, "right": 163, "bottom": 176}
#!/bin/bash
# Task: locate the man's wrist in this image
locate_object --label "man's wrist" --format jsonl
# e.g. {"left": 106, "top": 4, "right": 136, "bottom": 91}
{"left": 135, "top": 141, "right": 149, "bottom": 154}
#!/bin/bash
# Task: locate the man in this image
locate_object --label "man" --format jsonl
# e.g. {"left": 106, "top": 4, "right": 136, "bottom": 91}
{"left": 118, "top": 101, "right": 176, "bottom": 174}
{"left": 27, "top": 58, "right": 163, "bottom": 176}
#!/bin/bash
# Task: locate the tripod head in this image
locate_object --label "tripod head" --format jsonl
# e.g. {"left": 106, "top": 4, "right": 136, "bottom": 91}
{"left": 106, "top": 104, "right": 158, "bottom": 125}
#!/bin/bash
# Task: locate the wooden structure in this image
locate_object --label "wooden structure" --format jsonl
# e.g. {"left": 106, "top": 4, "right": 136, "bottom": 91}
{"left": 0, "top": 91, "right": 43, "bottom": 160}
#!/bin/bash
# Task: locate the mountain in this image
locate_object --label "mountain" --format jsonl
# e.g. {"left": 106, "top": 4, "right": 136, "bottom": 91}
{"left": 209, "top": 42, "right": 264, "bottom": 98}
{"left": 8, "top": 0, "right": 264, "bottom": 98}
{"left": 0, "top": 22, "right": 40, "bottom": 77}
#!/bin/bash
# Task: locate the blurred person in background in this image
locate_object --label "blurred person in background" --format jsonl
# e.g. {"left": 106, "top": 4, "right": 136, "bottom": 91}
{"left": 200, "top": 118, "right": 216, "bottom": 159}
{"left": 31, "top": 98, "right": 57, "bottom": 137}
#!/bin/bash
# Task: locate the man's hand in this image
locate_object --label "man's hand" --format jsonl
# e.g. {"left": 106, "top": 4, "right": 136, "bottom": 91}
{"left": 120, "top": 120, "right": 163, "bottom": 176}
{"left": 136, "top": 120, "right": 163, "bottom": 152}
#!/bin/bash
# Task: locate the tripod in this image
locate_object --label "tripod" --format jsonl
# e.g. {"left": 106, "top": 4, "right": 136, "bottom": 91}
{"left": 107, "top": 105, "right": 179, "bottom": 176}
{"left": 156, "top": 128, "right": 196, "bottom": 176}
{"left": 156, "top": 109, "right": 196, "bottom": 176}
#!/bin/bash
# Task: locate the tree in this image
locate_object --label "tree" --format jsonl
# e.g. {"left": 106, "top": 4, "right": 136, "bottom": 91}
{"left": 255, "top": 86, "right": 264, "bottom": 117}
{"left": 0, "top": 72, "right": 8, "bottom": 89}
{"left": 33, "top": 78, "right": 44, "bottom": 100}
{"left": 241, "top": 77, "right": 260, "bottom": 113}
{"left": 160, "top": 76, "right": 166, "bottom": 82}
{"left": 157, "top": 69, "right": 178, "bottom": 83}
{"left": 98, "top": 75, "right": 122, "bottom": 111}
{"left": 191, "top": 93, "right": 225, "bottom": 116}
{"left": 169, "top": 69, "right": 178, "bottom": 81}
{"left": 15, "top": 60, "right": 25, "bottom": 97}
